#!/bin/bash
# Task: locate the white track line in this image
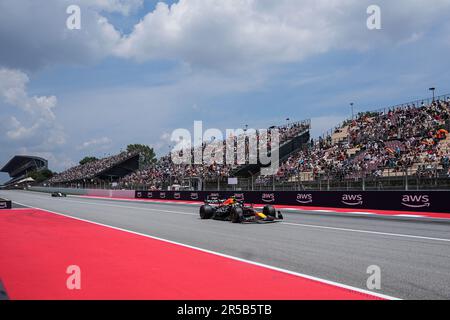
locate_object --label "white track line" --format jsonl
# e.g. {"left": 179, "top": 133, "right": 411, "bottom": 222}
{"left": 396, "top": 214, "right": 425, "bottom": 218}
{"left": 280, "top": 222, "right": 450, "bottom": 243}
{"left": 17, "top": 196, "right": 450, "bottom": 244}
{"left": 349, "top": 212, "right": 375, "bottom": 215}
{"left": 10, "top": 199, "right": 399, "bottom": 300}
{"left": 56, "top": 197, "right": 197, "bottom": 216}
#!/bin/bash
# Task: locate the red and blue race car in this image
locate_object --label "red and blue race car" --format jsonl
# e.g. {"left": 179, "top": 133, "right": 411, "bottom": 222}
{"left": 199, "top": 196, "right": 283, "bottom": 223}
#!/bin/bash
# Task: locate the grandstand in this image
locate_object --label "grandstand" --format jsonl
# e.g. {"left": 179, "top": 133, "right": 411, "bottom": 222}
{"left": 117, "top": 120, "right": 311, "bottom": 191}
{"left": 231, "top": 120, "right": 311, "bottom": 178}
{"left": 271, "top": 95, "right": 450, "bottom": 191}
{"left": 48, "top": 152, "right": 140, "bottom": 187}
{"left": 1, "top": 155, "right": 48, "bottom": 188}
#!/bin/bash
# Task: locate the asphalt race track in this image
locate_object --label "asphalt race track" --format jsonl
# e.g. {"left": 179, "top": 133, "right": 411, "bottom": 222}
{"left": 1, "top": 190, "right": 450, "bottom": 300}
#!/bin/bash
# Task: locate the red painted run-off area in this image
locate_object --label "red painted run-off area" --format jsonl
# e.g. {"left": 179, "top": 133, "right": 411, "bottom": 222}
{"left": 0, "top": 209, "right": 383, "bottom": 300}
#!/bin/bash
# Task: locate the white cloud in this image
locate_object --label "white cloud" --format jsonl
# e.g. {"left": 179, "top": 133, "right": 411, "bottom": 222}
{"left": 114, "top": 0, "right": 450, "bottom": 71}
{"left": 0, "top": 68, "right": 65, "bottom": 146}
{"left": 0, "top": 68, "right": 57, "bottom": 121}
{"left": 2, "top": 0, "right": 450, "bottom": 73}
{"left": 7, "top": 117, "right": 40, "bottom": 140}
{"left": 0, "top": 0, "right": 121, "bottom": 71}
{"left": 77, "top": 137, "right": 113, "bottom": 150}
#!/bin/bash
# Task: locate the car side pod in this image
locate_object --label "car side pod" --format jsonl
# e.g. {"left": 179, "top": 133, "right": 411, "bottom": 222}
{"left": 199, "top": 205, "right": 214, "bottom": 220}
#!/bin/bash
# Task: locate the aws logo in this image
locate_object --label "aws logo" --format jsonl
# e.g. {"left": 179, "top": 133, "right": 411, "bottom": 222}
{"left": 160, "top": 192, "right": 166, "bottom": 199}
{"left": 262, "top": 193, "right": 275, "bottom": 203}
{"left": 147, "top": 192, "right": 153, "bottom": 198}
{"left": 296, "top": 193, "right": 313, "bottom": 204}
{"left": 234, "top": 193, "right": 245, "bottom": 201}
{"left": 401, "top": 195, "right": 430, "bottom": 208}
{"left": 191, "top": 193, "right": 199, "bottom": 200}
{"left": 341, "top": 194, "right": 363, "bottom": 206}
{"left": 174, "top": 193, "right": 181, "bottom": 199}
{"left": 0, "top": 202, "right": 6, "bottom": 209}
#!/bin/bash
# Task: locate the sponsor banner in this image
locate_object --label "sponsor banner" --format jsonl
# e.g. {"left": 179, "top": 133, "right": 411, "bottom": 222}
{"left": 0, "top": 199, "right": 12, "bottom": 210}
{"left": 296, "top": 193, "right": 313, "bottom": 204}
{"left": 134, "top": 191, "right": 450, "bottom": 214}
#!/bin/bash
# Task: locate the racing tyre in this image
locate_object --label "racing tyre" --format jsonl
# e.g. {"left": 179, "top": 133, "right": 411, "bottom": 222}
{"left": 231, "top": 207, "right": 244, "bottom": 223}
{"left": 263, "top": 205, "right": 276, "bottom": 218}
{"left": 200, "top": 205, "right": 214, "bottom": 219}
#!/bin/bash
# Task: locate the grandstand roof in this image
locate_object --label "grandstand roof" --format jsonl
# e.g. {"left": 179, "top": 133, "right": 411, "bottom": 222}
{"left": 1, "top": 155, "right": 48, "bottom": 178}
{"left": 96, "top": 153, "right": 140, "bottom": 180}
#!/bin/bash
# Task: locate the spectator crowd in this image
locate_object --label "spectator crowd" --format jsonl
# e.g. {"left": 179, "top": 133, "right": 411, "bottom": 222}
{"left": 49, "top": 151, "right": 138, "bottom": 184}
{"left": 275, "top": 99, "right": 450, "bottom": 183}
{"left": 118, "top": 121, "right": 310, "bottom": 189}
{"left": 47, "top": 121, "right": 310, "bottom": 188}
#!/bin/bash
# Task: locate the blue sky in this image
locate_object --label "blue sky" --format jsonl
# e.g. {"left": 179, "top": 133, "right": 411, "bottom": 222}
{"left": 1, "top": 0, "right": 450, "bottom": 183}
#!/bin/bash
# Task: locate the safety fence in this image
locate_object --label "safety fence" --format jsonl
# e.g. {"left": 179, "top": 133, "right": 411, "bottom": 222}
{"left": 44, "top": 172, "right": 450, "bottom": 192}
{"left": 27, "top": 186, "right": 450, "bottom": 214}
{"left": 135, "top": 190, "right": 450, "bottom": 214}
{"left": 29, "top": 186, "right": 135, "bottom": 198}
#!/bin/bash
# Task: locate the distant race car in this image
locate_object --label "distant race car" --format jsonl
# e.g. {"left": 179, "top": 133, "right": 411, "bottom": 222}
{"left": 51, "top": 192, "right": 67, "bottom": 197}
{"left": 199, "top": 196, "right": 283, "bottom": 223}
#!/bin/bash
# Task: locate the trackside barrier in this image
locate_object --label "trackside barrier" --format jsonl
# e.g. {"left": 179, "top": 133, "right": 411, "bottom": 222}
{"left": 86, "top": 189, "right": 135, "bottom": 198}
{"left": 28, "top": 186, "right": 135, "bottom": 199}
{"left": 25, "top": 187, "right": 450, "bottom": 214}
{"left": 0, "top": 198, "right": 12, "bottom": 209}
{"left": 29, "top": 186, "right": 87, "bottom": 195}
{"left": 135, "top": 190, "right": 450, "bottom": 214}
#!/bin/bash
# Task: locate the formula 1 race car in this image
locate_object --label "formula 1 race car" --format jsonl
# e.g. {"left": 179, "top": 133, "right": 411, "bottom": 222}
{"left": 51, "top": 192, "right": 67, "bottom": 197}
{"left": 199, "top": 196, "right": 283, "bottom": 223}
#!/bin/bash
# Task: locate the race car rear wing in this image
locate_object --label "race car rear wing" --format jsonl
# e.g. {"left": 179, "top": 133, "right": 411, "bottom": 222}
{"left": 205, "top": 195, "right": 222, "bottom": 204}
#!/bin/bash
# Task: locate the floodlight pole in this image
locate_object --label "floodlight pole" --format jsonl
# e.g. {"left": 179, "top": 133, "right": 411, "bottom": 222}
{"left": 429, "top": 87, "right": 436, "bottom": 102}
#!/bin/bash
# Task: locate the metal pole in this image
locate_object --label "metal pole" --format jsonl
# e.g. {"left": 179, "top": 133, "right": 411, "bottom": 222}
{"left": 429, "top": 87, "right": 436, "bottom": 102}
{"left": 405, "top": 167, "right": 409, "bottom": 191}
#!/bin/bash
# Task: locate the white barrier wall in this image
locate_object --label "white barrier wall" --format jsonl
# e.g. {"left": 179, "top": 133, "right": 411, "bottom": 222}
{"left": 28, "top": 186, "right": 135, "bottom": 199}
{"left": 86, "top": 189, "right": 135, "bottom": 198}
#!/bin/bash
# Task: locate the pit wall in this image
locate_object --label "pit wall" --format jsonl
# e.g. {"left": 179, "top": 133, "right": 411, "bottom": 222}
{"left": 26, "top": 187, "right": 450, "bottom": 214}
{"left": 135, "top": 190, "right": 450, "bottom": 214}
{"left": 28, "top": 186, "right": 135, "bottom": 199}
